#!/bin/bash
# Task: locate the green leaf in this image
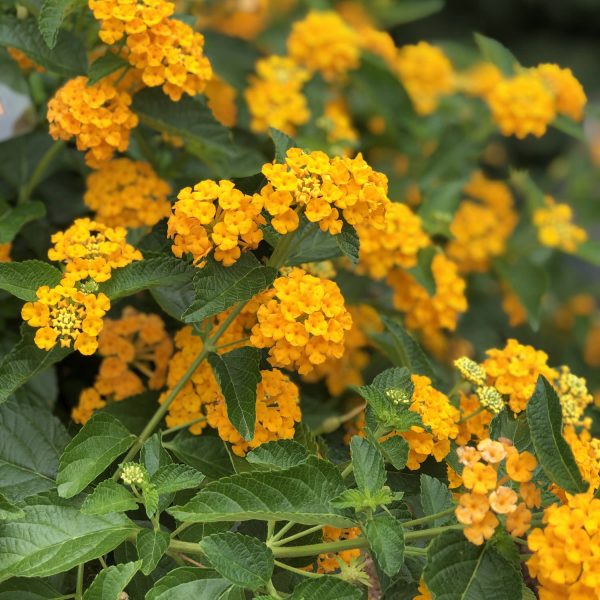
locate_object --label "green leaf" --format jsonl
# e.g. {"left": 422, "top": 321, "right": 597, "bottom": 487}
{"left": 0, "top": 326, "right": 72, "bottom": 403}
{"left": 494, "top": 258, "right": 548, "bottom": 330}
{"left": 350, "top": 436, "right": 386, "bottom": 494}
{"left": 0, "top": 492, "right": 25, "bottom": 521}
{"left": 418, "top": 180, "right": 465, "bottom": 237}
{"left": 526, "top": 376, "right": 587, "bottom": 494}
{"left": 83, "top": 561, "right": 141, "bottom": 600}
{"left": 137, "top": 529, "right": 170, "bottom": 576}
{"left": 407, "top": 247, "right": 437, "bottom": 297}
{"left": 379, "top": 436, "right": 408, "bottom": 470}
{"left": 38, "top": 0, "right": 86, "bottom": 49}
{"left": 200, "top": 532, "right": 274, "bottom": 591}
{"left": 0, "top": 260, "right": 61, "bottom": 301}
{"left": 424, "top": 530, "right": 522, "bottom": 600}
{"left": 0, "top": 15, "right": 86, "bottom": 75}
{"left": 331, "top": 487, "right": 393, "bottom": 511}
{"left": 183, "top": 254, "right": 276, "bottom": 323}
{"left": 521, "top": 586, "right": 536, "bottom": 600}
{"left": 87, "top": 52, "right": 128, "bottom": 85}
{"left": 552, "top": 115, "right": 585, "bottom": 141}
{"left": 0, "top": 495, "right": 136, "bottom": 582}
{"left": 169, "top": 458, "right": 354, "bottom": 527}
{"left": 269, "top": 128, "right": 295, "bottom": 163}
{"left": 489, "top": 411, "right": 531, "bottom": 452}
{"left": 289, "top": 577, "right": 362, "bottom": 600}
{"left": 57, "top": 413, "right": 136, "bottom": 498}
{"left": 575, "top": 239, "right": 600, "bottom": 266}
{"left": 474, "top": 33, "right": 519, "bottom": 76}
{"left": 150, "top": 463, "right": 205, "bottom": 494}
{"left": 365, "top": 514, "right": 405, "bottom": 576}
{"left": 373, "top": 0, "right": 443, "bottom": 26}
{"left": 147, "top": 568, "right": 230, "bottom": 600}
{"left": 0, "top": 202, "right": 46, "bottom": 244}
{"left": 151, "top": 280, "right": 195, "bottom": 321}
{"left": 0, "top": 400, "right": 70, "bottom": 501}
{"left": 142, "top": 483, "right": 159, "bottom": 518}
{"left": 81, "top": 480, "right": 138, "bottom": 515}
{"left": 208, "top": 347, "right": 262, "bottom": 441}
{"left": 246, "top": 440, "right": 310, "bottom": 470}
{"left": 132, "top": 89, "right": 264, "bottom": 178}
{"left": 0, "top": 578, "right": 62, "bottom": 599}
{"left": 98, "top": 257, "right": 195, "bottom": 301}
{"left": 420, "top": 474, "right": 453, "bottom": 526}
{"left": 335, "top": 222, "right": 360, "bottom": 265}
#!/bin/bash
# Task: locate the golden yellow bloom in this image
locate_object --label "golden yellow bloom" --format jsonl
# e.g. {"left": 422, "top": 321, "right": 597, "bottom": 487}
{"left": 455, "top": 393, "right": 492, "bottom": 446}
{"left": 501, "top": 284, "right": 527, "bottom": 327}
{"left": 306, "top": 526, "right": 362, "bottom": 574}
{"left": 22, "top": 280, "right": 110, "bottom": 355}
{"left": 71, "top": 388, "right": 106, "bottom": 425}
{"left": 506, "top": 502, "right": 532, "bottom": 538}
{"left": 533, "top": 63, "right": 587, "bottom": 121}
{"left": 0, "top": 243, "right": 11, "bottom": 263}
{"left": 506, "top": 451, "right": 537, "bottom": 483}
{"left": 168, "top": 179, "right": 264, "bottom": 267}
{"left": 206, "top": 368, "right": 301, "bottom": 456}
{"left": 7, "top": 47, "right": 44, "bottom": 72}
{"left": 387, "top": 253, "right": 467, "bottom": 336}
{"left": 321, "top": 97, "right": 358, "bottom": 150}
{"left": 563, "top": 425, "right": 600, "bottom": 491}
{"left": 48, "top": 218, "right": 142, "bottom": 283}
{"left": 205, "top": 75, "right": 237, "bottom": 127}
{"left": 287, "top": 11, "right": 360, "bottom": 81}
{"left": 584, "top": 325, "right": 600, "bottom": 367}
{"left": 553, "top": 366, "right": 593, "bottom": 428}
{"left": 84, "top": 159, "right": 172, "bottom": 228}
{"left": 415, "top": 578, "right": 433, "bottom": 600}
{"left": 245, "top": 56, "right": 310, "bottom": 135}
{"left": 457, "top": 62, "right": 502, "bottom": 99}
{"left": 250, "top": 268, "right": 352, "bottom": 375}
{"left": 393, "top": 42, "right": 455, "bottom": 115}
{"left": 483, "top": 338, "right": 557, "bottom": 413}
{"left": 260, "top": 148, "right": 389, "bottom": 235}
{"left": 195, "top": 0, "right": 270, "bottom": 41}
{"left": 463, "top": 510, "right": 499, "bottom": 546}
{"left": 47, "top": 77, "right": 138, "bottom": 168}
{"left": 533, "top": 196, "right": 587, "bottom": 253}
{"left": 487, "top": 73, "right": 556, "bottom": 138}
{"left": 554, "top": 294, "right": 595, "bottom": 331}
{"left": 356, "top": 201, "right": 430, "bottom": 279}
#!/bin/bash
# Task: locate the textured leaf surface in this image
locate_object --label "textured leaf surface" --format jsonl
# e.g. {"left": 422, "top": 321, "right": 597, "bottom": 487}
{"left": 246, "top": 440, "right": 310, "bottom": 470}
{"left": 0, "top": 401, "right": 69, "bottom": 501}
{"left": 490, "top": 411, "right": 531, "bottom": 452}
{"left": 81, "top": 480, "right": 138, "bottom": 515}
{"left": 365, "top": 515, "right": 405, "bottom": 576}
{"left": 0, "top": 496, "right": 136, "bottom": 582}
{"left": 184, "top": 254, "right": 276, "bottom": 323}
{"left": 0, "top": 492, "right": 25, "bottom": 520}
{"left": 379, "top": 436, "right": 408, "bottom": 470}
{"left": 208, "top": 347, "right": 261, "bottom": 441}
{"left": 0, "top": 578, "right": 62, "bottom": 599}
{"left": 163, "top": 432, "right": 233, "bottom": 479}
{"left": 526, "top": 376, "right": 587, "bottom": 494}
{"left": 38, "top": 0, "right": 86, "bottom": 48}
{"left": 0, "top": 260, "right": 61, "bottom": 301}
{"left": 200, "top": 532, "right": 273, "bottom": 590}
{"left": 420, "top": 474, "right": 454, "bottom": 526}
{"left": 269, "top": 128, "right": 295, "bottom": 163}
{"left": 350, "top": 436, "right": 386, "bottom": 494}
{"left": 147, "top": 567, "right": 230, "bottom": 600}
{"left": 57, "top": 413, "right": 135, "bottom": 498}
{"left": 289, "top": 577, "right": 362, "bottom": 600}
{"left": 83, "top": 561, "right": 141, "bottom": 600}
{"left": 474, "top": 33, "right": 519, "bottom": 76}
{"left": 87, "top": 52, "right": 128, "bottom": 85}
{"left": 137, "top": 529, "right": 170, "bottom": 575}
{"left": 0, "top": 202, "right": 46, "bottom": 244}
{"left": 151, "top": 463, "right": 205, "bottom": 494}
{"left": 169, "top": 459, "right": 354, "bottom": 526}
{"left": 335, "top": 223, "right": 360, "bottom": 265}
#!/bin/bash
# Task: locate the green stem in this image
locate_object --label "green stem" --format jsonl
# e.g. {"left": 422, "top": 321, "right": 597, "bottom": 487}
{"left": 75, "top": 564, "right": 84, "bottom": 600}
{"left": 405, "top": 547, "right": 428, "bottom": 555}
{"left": 213, "top": 336, "right": 250, "bottom": 352}
{"left": 18, "top": 141, "right": 64, "bottom": 204}
{"left": 270, "top": 523, "right": 324, "bottom": 547}
{"left": 269, "top": 520, "right": 296, "bottom": 544}
{"left": 404, "top": 524, "right": 464, "bottom": 541}
{"left": 266, "top": 581, "right": 283, "bottom": 599}
{"left": 267, "top": 520, "right": 275, "bottom": 540}
{"left": 402, "top": 507, "right": 456, "bottom": 528}
{"left": 341, "top": 463, "right": 353, "bottom": 479}
{"left": 274, "top": 560, "right": 324, "bottom": 579}
{"left": 161, "top": 416, "right": 207, "bottom": 437}
{"left": 313, "top": 403, "right": 366, "bottom": 435}
{"left": 458, "top": 405, "right": 486, "bottom": 424}
{"left": 271, "top": 537, "right": 370, "bottom": 559}
{"left": 98, "top": 555, "right": 108, "bottom": 569}
{"left": 267, "top": 230, "right": 297, "bottom": 269}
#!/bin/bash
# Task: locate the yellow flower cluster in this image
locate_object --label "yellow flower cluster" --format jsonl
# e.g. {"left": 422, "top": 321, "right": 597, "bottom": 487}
{"left": 564, "top": 426, "right": 600, "bottom": 492}
{"left": 0, "top": 243, "right": 11, "bottom": 262}
{"left": 553, "top": 366, "right": 593, "bottom": 428}
{"left": 533, "top": 63, "right": 587, "bottom": 122}
{"left": 206, "top": 368, "right": 301, "bottom": 456}
{"left": 457, "top": 62, "right": 502, "bottom": 100}
{"left": 47, "top": 77, "right": 138, "bottom": 168}
{"left": 400, "top": 374, "right": 460, "bottom": 470}
{"left": 48, "top": 218, "right": 142, "bottom": 284}
{"left": 454, "top": 356, "right": 505, "bottom": 415}
{"left": 195, "top": 0, "right": 271, "bottom": 41}
{"left": 387, "top": 253, "right": 467, "bottom": 336}
{"left": 528, "top": 493, "right": 600, "bottom": 599}
{"left": 89, "top": 0, "right": 213, "bottom": 101}
{"left": 447, "top": 172, "right": 517, "bottom": 273}
{"left": 456, "top": 439, "right": 539, "bottom": 545}
{"left": 287, "top": 11, "right": 360, "bottom": 81}
{"left": 167, "top": 179, "right": 265, "bottom": 267}
{"left": 393, "top": 42, "right": 455, "bottom": 115}
{"left": 84, "top": 159, "right": 172, "bottom": 228}
{"left": 22, "top": 281, "right": 110, "bottom": 355}
{"left": 455, "top": 393, "right": 493, "bottom": 446}
{"left": 7, "top": 47, "right": 44, "bottom": 72}
{"left": 483, "top": 338, "right": 557, "bottom": 413}
{"left": 501, "top": 284, "right": 527, "bottom": 327}
{"left": 533, "top": 196, "right": 587, "bottom": 253}
{"left": 72, "top": 308, "right": 173, "bottom": 424}
{"left": 356, "top": 201, "right": 430, "bottom": 279}
{"left": 250, "top": 268, "right": 352, "bottom": 375}
{"left": 311, "top": 526, "right": 362, "bottom": 574}
{"left": 260, "top": 148, "right": 389, "bottom": 235}
{"left": 244, "top": 56, "right": 310, "bottom": 135}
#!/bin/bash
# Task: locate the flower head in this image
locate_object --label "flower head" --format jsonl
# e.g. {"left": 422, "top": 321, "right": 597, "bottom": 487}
{"left": 533, "top": 63, "right": 587, "bottom": 121}
{"left": 120, "top": 462, "right": 148, "bottom": 486}
{"left": 534, "top": 196, "right": 587, "bottom": 254}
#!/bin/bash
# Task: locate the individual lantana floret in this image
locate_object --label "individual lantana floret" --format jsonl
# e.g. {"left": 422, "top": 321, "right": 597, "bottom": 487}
{"left": 387, "top": 253, "right": 467, "bottom": 337}
{"left": 72, "top": 308, "right": 173, "bottom": 424}
{"left": 47, "top": 77, "right": 138, "bottom": 168}
{"left": 250, "top": 268, "right": 353, "bottom": 375}
{"left": 206, "top": 368, "right": 301, "bottom": 456}
{"left": 356, "top": 201, "right": 430, "bottom": 279}
{"left": 393, "top": 42, "right": 455, "bottom": 115}
{"left": 84, "top": 159, "right": 172, "bottom": 229}
{"left": 533, "top": 196, "right": 587, "bottom": 254}
{"left": 48, "top": 218, "right": 142, "bottom": 284}
{"left": 22, "top": 280, "right": 110, "bottom": 355}
{"left": 287, "top": 11, "right": 360, "bottom": 81}
{"left": 483, "top": 339, "right": 557, "bottom": 413}
{"left": 532, "top": 63, "right": 587, "bottom": 121}
{"left": 487, "top": 72, "right": 556, "bottom": 138}
{"left": 245, "top": 56, "right": 310, "bottom": 136}
{"left": 168, "top": 179, "right": 264, "bottom": 267}
{"left": 260, "top": 148, "right": 389, "bottom": 236}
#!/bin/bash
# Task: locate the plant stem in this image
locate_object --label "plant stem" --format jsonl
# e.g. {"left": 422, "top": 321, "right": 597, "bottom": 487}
{"left": 458, "top": 406, "right": 486, "bottom": 424}
{"left": 270, "top": 523, "right": 324, "bottom": 547}
{"left": 313, "top": 403, "right": 366, "bottom": 435}
{"left": 267, "top": 520, "right": 275, "bottom": 540}
{"left": 404, "top": 524, "right": 464, "bottom": 541}
{"left": 18, "top": 141, "right": 64, "bottom": 204}
{"left": 269, "top": 520, "right": 296, "bottom": 544}
{"left": 341, "top": 463, "right": 353, "bottom": 479}
{"left": 402, "top": 507, "right": 456, "bottom": 528}
{"left": 213, "top": 336, "right": 250, "bottom": 352}
{"left": 267, "top": 229, "right": 297, "bottom": 269}
{"left": 274, "top": 560, "right": 324, "bottom": 579}
{"left": 161, "top": 416, "right": 207, "bottom": 437}
{"left": 75, "top": 564, "right": 84, "bottom": 600}
{"left": 266, "top": 581, "right": 283, "bottom": 599}
{"left": 98, "top": 555, "right": 108, "bottom": 569}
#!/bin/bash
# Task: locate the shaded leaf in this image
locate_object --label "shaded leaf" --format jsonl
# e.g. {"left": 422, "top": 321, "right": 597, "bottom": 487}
{"left": 552, "top": 115, "right": 585, "bottom": 141}
{"left": 474, "top": 33, "right": 519, "bottom": 76}
{"left": 151, "top": 463, "right": 205, "bottom": 494}
{"left": 87, "top": 52, "right": 129, "bottom": 85}
{"left": 289, "top": 577, "right": 362, "bottom": 600}
{"left": 0, "top": 202, "right": 46, "bottom": 244}
{"left": 146, "top": 567, "right": 230, "bottom": 600}
{"left": 38, "top": 0, "right": 86, "bottom": 49}
{"left": 379, "top": 436, "right": 409, "bottom": 470}
{"left": 420, "top": 474, "right": 453, "bottom": 526}
{"left": 350, "top": 436, "right": 386, "bottom": 494}
{"left": 269, "top": 128, "right": 295, "bottom": 163}
{"left": 83, "top": 561, "right": 141, "bottom": 600}
{"left": 365, "top": 514, "right": 405, "bottom": 576}
{"left": 0, "top": 492, "right": 25, "bottom": 521}
{"left": 0, "top": 260, "right": 61, "bottom": 301}
{"left": 335, "top": 223, "right": 360, "bottom": 265}
{"left": 0, "top": 578, "right": 62, "bottom": 599}
{"left": 137, "top": 529, "right": 170, "bottom": 576}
